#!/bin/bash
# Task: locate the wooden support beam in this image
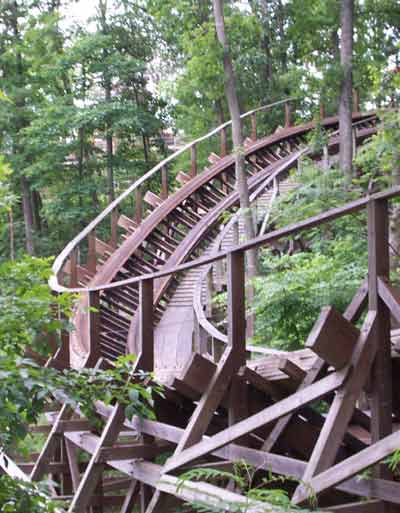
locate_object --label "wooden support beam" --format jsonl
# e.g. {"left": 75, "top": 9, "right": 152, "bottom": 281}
{"left": 65, "top": 439, "right": 80, "bottom": 493}
{"left": 120, "top": 480, "right": 139, "bottom": 513}
{"left": 30, "top": 404, "right": 71, "bottom": 481}
{"left": 164, "top": 369, "right": 347, "bottom": 473}
{"left": 86, "top": 290, "right": 101, "bottom": 367}
{"left": 300, "top": 429, "right": 400, "bottom": 500}
{"left": 278, "top": 358, "right": 306, "bottom": 382}
{"left": 292, "top": 311, "right": 378, "bottom": 504}
{"left": 378, "top": 278, "right": 400, "bottom": 325}
{"left": 368, "top": 199, "right": 392, "bottom": 472}
{"left": 135, "top": 278, "right": 154, "bottom": 371}
{"left": 306, "top": 306, "right": 359, "bottom": 370}
{"left": 68, "top": 403, "right": 126, "bottom": 513}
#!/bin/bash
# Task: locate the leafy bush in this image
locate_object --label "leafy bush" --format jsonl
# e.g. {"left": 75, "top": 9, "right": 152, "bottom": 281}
{"left": 251, "top": 163, "right": 368, "bottom": 351}
{"left": 0, "top": 476, "right": 63, "bottom": 513}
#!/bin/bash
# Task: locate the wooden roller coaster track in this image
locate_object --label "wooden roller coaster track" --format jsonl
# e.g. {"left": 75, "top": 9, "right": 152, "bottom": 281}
{"left": 3, "top": 99, "right": 400, "bottom": 513}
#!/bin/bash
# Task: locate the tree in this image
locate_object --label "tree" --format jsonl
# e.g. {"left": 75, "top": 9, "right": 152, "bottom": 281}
{"left": 212, "top": 0, "right": 258, "bottom": 277}
{"left": 339, "top": 0, "right": 354, "bottom": 178}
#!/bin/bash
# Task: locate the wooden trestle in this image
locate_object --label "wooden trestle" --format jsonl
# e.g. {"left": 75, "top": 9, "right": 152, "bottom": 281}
{"left": 3, "top": 104, "right": 400, "bottom": 513}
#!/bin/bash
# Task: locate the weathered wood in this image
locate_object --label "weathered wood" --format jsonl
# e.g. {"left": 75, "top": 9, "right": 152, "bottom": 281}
{"left": 292, "top": 311, "right": 378, "bottom": 504}
{"left": 278, "top": 358, "right": 306, "bottom": 382}
{"left": 65, "top": 439, "right": 80, "bottom": 493}
{"left": 164, "top": 369, "right": 347, "bottom": 473}
{"left": 135, "top": 278, "right": 154, "bottom": 371}
{"left": 120, "top": 480, "right": 139, "bottom": 513}
{"left": 68, "top": 403, "right": 126, "bottom": 513}
{"left": 302, "top": 429, "right": 400, "bottom": 499}
{"left": 30, "top": 404, "right": 71, "bottom": 481}
{"left": 368, "top": 199, "right": 392, "bottom": 473}
{"left": 178, "top": 353, "right": 217, "bottom": 394}
{"left": 87, "top": 290, "right": 101, "bottom": 367}
{"left": 227, "top": 251, "right": 246, "bottom": 364}
{"left": 306, "top": 306, "right": 359, "bottom": 369}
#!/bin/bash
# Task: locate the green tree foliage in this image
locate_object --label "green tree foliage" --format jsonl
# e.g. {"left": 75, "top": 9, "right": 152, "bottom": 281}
{"left": 252, "top": 164, "right": 368, "bottom": 350}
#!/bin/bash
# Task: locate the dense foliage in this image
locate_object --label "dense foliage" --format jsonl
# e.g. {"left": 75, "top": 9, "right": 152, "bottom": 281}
{"left": 252, "top": 164, "right": 368, "bottom": 350}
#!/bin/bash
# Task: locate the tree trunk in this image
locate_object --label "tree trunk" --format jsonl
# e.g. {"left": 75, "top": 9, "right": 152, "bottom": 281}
{"left": 339, "top": 0, "right": 354, "bottom": 178}
{"left": 390, "top": 149, "right": 400, "bottom": 273}
{"left": 99, "top": 0, "right": 114, "bottom": 203}
{"left": 212, "top": 0, "right": 257, "bottom": 277}
{"left": 20, "top": 176, "right": 35, "bottom": 255}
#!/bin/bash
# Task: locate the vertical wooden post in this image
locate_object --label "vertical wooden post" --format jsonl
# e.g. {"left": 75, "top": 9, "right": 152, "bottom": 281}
{"left": 88, "top": 290, "right": 101, "bottom": 367}
{"left": 110, "top": 210, "right": 118, "bottom": 249}
{"left": 138, "top": 278, "right": 154, "bottom": 372}
{"left": 87, "top": 232, "right": 97, "bottom": 275}
{"left": 251, "top": 113, "right": 257, "bottom": 141}
{"left": 227, "top": 250, "right": 247, "bottom": 442}
{"left": 368, "top": 199, "right": 392, "bottom": 480}
{"left": 190, "top": 144, "right": 197, "bottom": 178}
{"left": 353, "top": 88, "right": 360, "bottom": 113}
{"left": 161, "top": 165, "right": 168, "bottom": 200}
{"left": 70, "top": 248, "right": 78, "bottom": 288}
{"left": 284, "top": 101, "right": 292, "bottom": 127}
{"left": 220, "top": 127, "right": 227, "bottom": 157}
{"left": 135, "top": 186, "right": 143, "bottom": 225}
{"left": 227, "top": 250, "right": 246, "bottom": 365}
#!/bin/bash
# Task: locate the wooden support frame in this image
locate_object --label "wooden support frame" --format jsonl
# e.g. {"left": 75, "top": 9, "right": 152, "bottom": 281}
{"left": 367, "top": 199, "right": 392, "bottom": 468}
{"left": 292, "top": 311, "right": 378, "bottom": 504}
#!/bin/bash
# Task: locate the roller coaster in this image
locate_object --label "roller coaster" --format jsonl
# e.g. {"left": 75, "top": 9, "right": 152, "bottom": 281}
{"left": 2, "top": 98, "right": 400, "bottom": 513}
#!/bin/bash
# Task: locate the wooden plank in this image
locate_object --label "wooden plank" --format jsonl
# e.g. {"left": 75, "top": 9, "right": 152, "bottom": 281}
{"left": 292, "top": 311, "right": 378, "bottom": 504}
{"left": 86, "top": 290, "right": 101, "bottom": 367}
{"left": 30, "top": 404, "right": 71, "bottom": 481}
{"left": 305, "top": 306, "right": 359, "bottom": 369}
{"left": 278, "top": 358, "right": 306, "bottom": 382}
{"left": 378, "top": 278, "right": 400, "bottom": 325}
{"left": 227, "top": 251, "right": 246, "bottom": 364}
{"left": 65, "top": 438, "right": 80, "bottom": 493}
{"left": 67, "top": 403, "right": 126, "bottom": 513}
{"left": 120, "top": 480, "right": 139, "bottom": 513}
{"left": 178, "top": 353, "right": 217, "bottom": 394}
{"left": 164, "top": 369, "right": 347, "bottom": 473}
{"left": 368, "top": 199, "right": 392, "bottom": 482}
{"left": 98, "top": 406, "right": 400, "bottom": 504}
{"left": 134, "top": 278, "right": 154, "bottom": 371}
{"left": 0, "top": 451, "right": 30, "bottom": 482}
{"left": 302, "top": 429, "right": 400, "bottom": 499}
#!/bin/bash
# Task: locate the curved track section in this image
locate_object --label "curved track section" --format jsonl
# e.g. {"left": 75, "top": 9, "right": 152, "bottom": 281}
{"left": 50, "top": 109, "right": 377, "bottom": 370}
